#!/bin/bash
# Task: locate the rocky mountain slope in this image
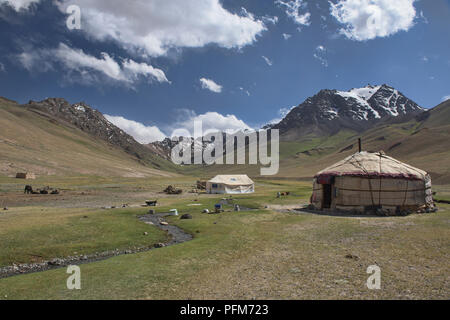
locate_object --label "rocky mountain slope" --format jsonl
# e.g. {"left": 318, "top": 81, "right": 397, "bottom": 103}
{"left": 1, "top": 88, "right": 447, "bottom": 181}
{"left": 182, "top": 99, "right": 449, "bottom": 183}
{"left": 25, "top": 98, "right": 176, "bottom": 171}
{"left": 0, "top": 97, "right": 177, "bottom": 177}
{"left": 271, "top": 84, "right": 424, "bottom": 140}
{"left": 149, "top": 84, "right": 426, "bottom": 162}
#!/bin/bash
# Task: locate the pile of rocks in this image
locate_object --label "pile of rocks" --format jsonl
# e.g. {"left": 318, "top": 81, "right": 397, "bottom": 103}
{"left": 163, "top": 185, "right": 183, "bottom": 195}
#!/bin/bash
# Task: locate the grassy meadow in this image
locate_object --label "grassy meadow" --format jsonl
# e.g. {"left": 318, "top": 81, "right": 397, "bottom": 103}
{"left": 0, "top": 175, "right": 448, "bottom": 300}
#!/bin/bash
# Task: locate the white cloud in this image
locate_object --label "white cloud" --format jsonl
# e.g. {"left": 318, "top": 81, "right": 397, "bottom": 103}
{"left": 55, "top": 44, "right": 126, "bottom": 82}
{"left": 442, "top": 95, "right": 450, "bottom": 102}
{"left": 268, "top": 106, "right": 296, "bottom": 125}
{"left": 56, "top": 0, "right": 266, "bottom": 57}
{"left": 200, "top": 78, "right": 222, "bottom": 93}
{"left": 0, "top": 0, "right": 40, "bottom": 11}
{"left": 101, "top": 110, "right": 254, "bottom": 143}
{"left": 282, "top": 33, "right": 292, "bottom": 40}
{"left": 122, "top": 59, "right": 170, "bottom": 84}
{"left": 262, "top": 56, "right": 273, "bottom": 66}
{"left": 276, "top": 0, "right": 311, "bottom": 26}
{"left": 313, "top": 45, "right": 328, "bottom": 67}
{"left": 239, "top": 87, "right": 251, "bottom": 96}
{"left": 17, "top": 50, "right": 53, "bottom": 72}
{"left": 170, "top": 110, "right": 252, "bottom": 137}
{"left": 330, "top": 0, "right": 417, "bottom": 41}
{"left": 262, "top": 15, "right": 279, "bottom": 25}
{"left": 17, "top": 43, "right": 169, "bottom": 86}
{"left": 104, "top": 115, "right": 166, "bottom": 143}
{"left": 419, "top": 10, "right": 428, "bottom": 24}
{"left": 0, "top": 62, "right": 6, "bottom": 72}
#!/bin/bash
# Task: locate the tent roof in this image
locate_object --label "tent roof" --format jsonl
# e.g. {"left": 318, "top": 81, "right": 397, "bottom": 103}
{"left": 315, "top": 152, "right": 428, "bottom": 181}
{"left": 208, "top": 175, "right": 254, "bottom": 186}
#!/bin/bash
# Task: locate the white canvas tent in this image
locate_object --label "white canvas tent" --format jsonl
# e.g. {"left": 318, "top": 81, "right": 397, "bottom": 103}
{"left": 206, "top": 175, "right": 255, "bottom": 194}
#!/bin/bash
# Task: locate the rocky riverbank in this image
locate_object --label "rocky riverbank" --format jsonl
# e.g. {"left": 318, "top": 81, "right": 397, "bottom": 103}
{"left": 0, "top": 212, "right": 193, "bottom": 279}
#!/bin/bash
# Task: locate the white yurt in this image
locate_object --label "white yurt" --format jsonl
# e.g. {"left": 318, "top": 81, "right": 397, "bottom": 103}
{"left": 310, "top": 151, "right": 434, "bottom": 215}
{"left": 206, "top": 175, "right": 255, "bottom": 194}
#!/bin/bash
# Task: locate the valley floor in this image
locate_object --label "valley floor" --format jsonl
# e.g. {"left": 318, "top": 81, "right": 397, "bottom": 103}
{"left": 0, "top": 176, "right": 448, "bottom": 300}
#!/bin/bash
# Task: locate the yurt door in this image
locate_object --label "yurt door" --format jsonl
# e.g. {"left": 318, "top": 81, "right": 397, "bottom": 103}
{"left": 322, "top": 184, "right": 332, "bottom": 209}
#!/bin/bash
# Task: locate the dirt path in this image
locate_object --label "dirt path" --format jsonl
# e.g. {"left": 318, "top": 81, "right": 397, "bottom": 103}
{"left": 0, "top": 213, "right": 193, "bottom": 279}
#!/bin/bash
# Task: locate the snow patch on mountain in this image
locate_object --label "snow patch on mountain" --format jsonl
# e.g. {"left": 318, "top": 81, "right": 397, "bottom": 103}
{"left": 73, "top": 104, "right": 86, "bottom": 112}
{"left": 335, "top": 85, "right": 382, "bottom": 119}
{"left": 350, "top": 86, "right": 380, "bottom": 100}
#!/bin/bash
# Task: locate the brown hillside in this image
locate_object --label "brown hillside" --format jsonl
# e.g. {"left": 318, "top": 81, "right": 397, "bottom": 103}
{"left": 0, "top": 98, "right": 176, "bottom": 178}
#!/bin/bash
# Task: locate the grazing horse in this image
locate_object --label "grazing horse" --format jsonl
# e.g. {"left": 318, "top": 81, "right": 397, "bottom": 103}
{"left": 24, "top": 185, "right": 33, "bottom": 194}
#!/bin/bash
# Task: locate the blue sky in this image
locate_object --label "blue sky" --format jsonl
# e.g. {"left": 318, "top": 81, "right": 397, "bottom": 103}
{"left": 0, "top": 0, "right": 449, "bottom": 142}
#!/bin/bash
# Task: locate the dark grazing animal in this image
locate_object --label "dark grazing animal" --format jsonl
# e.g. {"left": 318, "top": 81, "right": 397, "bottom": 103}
{"left": 24, "top": 185, "right": 33, "bottom": 194}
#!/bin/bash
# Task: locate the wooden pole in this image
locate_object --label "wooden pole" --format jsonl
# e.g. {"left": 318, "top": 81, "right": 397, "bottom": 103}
{"left": 358, "top": 138, "right": 362, "bottom": 153}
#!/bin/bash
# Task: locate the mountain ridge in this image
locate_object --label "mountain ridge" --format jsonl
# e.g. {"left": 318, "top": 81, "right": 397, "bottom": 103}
{"left": 271, "top": 84, "right": 423, "bottom": 140}
{"left": 24, "top": 98, "right": 177, "bottom": 171}
{"left": 0, "top": 97, "right": 178, "bottom": 177}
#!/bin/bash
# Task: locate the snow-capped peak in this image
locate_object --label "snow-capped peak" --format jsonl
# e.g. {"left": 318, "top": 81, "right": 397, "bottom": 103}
{"left": 74, "top": 104, "right": 86, "bottom": 112}
{"left": 335, "top": 85, "right": 382, "bottom": 120}
{"left": 349, "top": 85, "right": 381, "bottom": 100}
{"left": 336, "top": 85, "right": 381, "bottom": 102}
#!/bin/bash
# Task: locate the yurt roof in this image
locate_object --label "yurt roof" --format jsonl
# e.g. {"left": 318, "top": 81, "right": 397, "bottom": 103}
{"left": 315, "top": 152, "right": 428, "bottom": 181}
{"left": 208, "top": 175, "right": 254, "bottom": 186}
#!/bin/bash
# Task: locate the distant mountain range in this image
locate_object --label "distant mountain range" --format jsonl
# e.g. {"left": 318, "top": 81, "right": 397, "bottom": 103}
{"left": 149, "top": 83, "right": 426, "bottom": 156}
{"left": 0, "top": 84, "right": 448, "bottom": 181}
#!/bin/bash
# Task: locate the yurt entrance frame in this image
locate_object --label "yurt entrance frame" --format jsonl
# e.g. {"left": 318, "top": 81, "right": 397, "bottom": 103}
{"left": 322, "top": 184, "right": 332, "bottom": 209}
{"left": 317, "top": 175, "right": 335, "bottom": 209}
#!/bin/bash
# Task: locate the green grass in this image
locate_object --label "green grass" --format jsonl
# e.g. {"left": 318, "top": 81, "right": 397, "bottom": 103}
{"left": 0, "top": 207, "right": 167, "bottom": 267}
{"left": 0, "top": 178, "right": 448, "bottom": 300}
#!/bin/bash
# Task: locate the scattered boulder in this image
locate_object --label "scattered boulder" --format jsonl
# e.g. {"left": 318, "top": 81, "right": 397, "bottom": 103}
{"left": 163, "top": 185, "right": 183, "bottom": 195}
{"left": 345, "top": 254, "right": 359, "bottom": 261}
{"left": 143, "top": 232, "right": 148, "bottom": 236}
{"left": 160, "top": 221, "right": 169, "bottom": 226}
{"left": 180, "top": 214, "right": 192, "bottom": 220}
{"left": 47, "top": 258, "right": 64, "bottom": 266}
{"left": 3, "top": 207, "right": 8, "bottom": 211}
{"left": 196, "top": 180, "right": 206, "bottom": 190}
{"left": 154, "top": 243, "right": 165, "bottom": 248}
{"left": 202, "top": 209, "right": 210, "bottom": 214}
